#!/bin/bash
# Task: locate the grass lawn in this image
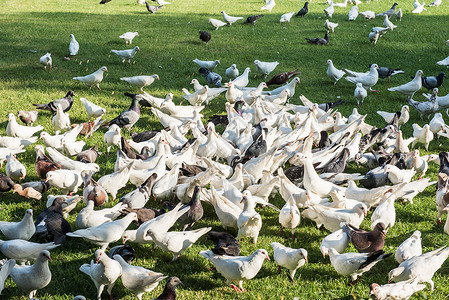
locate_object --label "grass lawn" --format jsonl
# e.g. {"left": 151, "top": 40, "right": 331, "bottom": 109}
{"left": 1, "top": 0, "right": 449, "bottom": 299}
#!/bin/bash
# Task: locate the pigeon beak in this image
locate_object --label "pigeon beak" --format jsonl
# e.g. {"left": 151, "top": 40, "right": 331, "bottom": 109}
{"left": 364, "top": 211, "right": 367, "bottom": 217}
{"left": 95, "top": 258, "right": 100, "bottom": 264}
{"left": 240, "top": 196, "right": 245, "bottom": 203}
{"left": 387, "top": 279, "right": 391, "bottom": 283}
{"left": 322, "top": 253, "right": 326, "bottom": 258}
{"left": 48, "top": 255, "right": 52, "bottom": 261}
{"left": 305, "top": 257, "right": 308, "bottom": 264}
{"left": 265, "top": 254, "right": 270, "bottom": 260}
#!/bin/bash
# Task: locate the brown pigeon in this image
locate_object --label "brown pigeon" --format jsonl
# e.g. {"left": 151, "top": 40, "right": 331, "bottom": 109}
{"left": 342, "top": 222, "right": 386, "bottom": 253}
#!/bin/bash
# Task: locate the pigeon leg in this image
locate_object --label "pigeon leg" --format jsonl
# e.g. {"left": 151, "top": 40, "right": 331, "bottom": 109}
{"left": 438, "top": 218, "right": 442, "bottom": 225}
{"left": 280, "top": 226, "right": 284, "bottom": 235}
{"left": 278, "top": 265, "right": 281, "bottom": 273}
{"left": 230, "top": 284, "right": 242, "bottom": 293}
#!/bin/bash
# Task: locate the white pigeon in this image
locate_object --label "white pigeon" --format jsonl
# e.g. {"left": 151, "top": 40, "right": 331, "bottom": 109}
{"left": 120, "top": 74, "right": 159, "bottom": 91}
{"left": 79, "top": 249, "right": 122, "bottom": 300}
{"left": 39, "top": 53, "right": 52, "bottom": 70}
{"left": 193, "top": 58, "right": 220, "bottom": 70}
{"left": 334, "top": 0, "right": 348, "bottom": 7}
{"left": 413, "top": 0, "right": 421, "bottom": 8}
{"left": 412, "top": 2, "right": 427, "bottom": 13}
{"left": 221, "top": 11, "right": 243, "bottom": 25}
{"left": 103, "top": 124, "right": 121, "bottom": 155}
{"left": 98, "top": 162, "right": 134, "bottom": 200}
{"left": 237, "top": 191, "right": 262, "bottom": 243}
{"left": 0, "top": 209, "right": 35, "bottom": 240}
{"left": 395, "top": 230, "right": 422, "bottom": 264}
{"left": 377, "top": 105, "right": 410, "bottom": 127}
{"left": 110, "top": 46, "right": 140, "bottom": 63}
{"left": 348, "top": 6, "right": 359, "bottom": 20}
{"left": 384, "top": 164, "right": 416, "bottom": 184}
{"left": 383, "top": 14, "right": 397, "bottom": 30}
{"left": 354, "top": 82, "right": 367, "bottom": 106}
{"left": 6, "top": 113, "right": 43, "bottom": 139}
{"left": 261, "top": 0, "right": 275, "bottom": 12}
{"left": 67, "top": 213, "right": 138, "bottom": 250}
{"left": 10, "top": 250, "right": 52, "bottom": 299}
{"left": 324, "top": 1, "right": 335, "bottom": 17}
{"left": 280, "top": 11, "right": 295, "bottom": 23}
{"left": 119, "top": 32, "right": 139, "bottom": 45}
{"left": 436, "top": 55, "right": 449, "bottom": 66}
{"left": 76, "top": 200, "right": 126, "bottom": 229}
{"left": 73, "top": 66, "right": 108, "bottom": 91}
{"left": 225, "top": 64, "right": 239, "bottom": 79}
{"left": 46, "top": 147, "right": 99, "bottom": 173}
{"left": 80, "top": 97, "right": 106, "bottom": 120}
{"left": 278, "top": 196, "right": 300, "bottom": 239}
{"left": 326, "top": 59, "right": 345, "bottom": 84}
{"left": 389, "top": 246, "right": 449, "bottom": 291}
{"left": 359, "top": 10, "right": 376, "bottom": 20}
{"left": 345, "top": 64, "right": 379, "bottom": 91}
{"left": 429, "top": 0, "right": 442, "bottom": 6}
{"left": 324, "top": 19, "right": 339, "bottom": 33}
{"left": 0, "top": 239, "right": 59, "bottom": 265}
{"left": 113, "top": 255, "right": 167, "bottom": 300}
{"left": 5, "top": 154, "right": 26, "bottom": 181}
{"left": 155, "top": 0, "right": 170, "bottom": 4}
{"left": 369, "top": 279, "right": 426, "bottom": 300}
{"left": 369, "top": 30, "right": 380, "bottom": 45}
{"left": 320, "top": 229, "right": 349, "bottom": 257}
{"left": 395, "top": 8, "right": 403, "bottom": 20}
{"left": 371, "top": 192, "right": 396, "bottom": 230}
{"left": 69, "top": 34, "right": 79, "bottom": 55}
{"left": 328, "top": 248, "right": 391, "bottom": 282}
{"left": 271, "top": 242, "right": 307, "bottom": 281}
{"left": 232, "top": 67, "right": 251, "bottom": 88}
{"left": 225, "top": 81, "right": 244, "bottom": 103}
{"left": 199, "top": 249, "right": 270, "bottom": 293}
{"left": 430, "top": 113, "right": 449, "bottom": 136}
{"left": 182, "top": 85, "right": 209, "bottom": 106}
{"left": 254, "top": 60, "right": 279, "bottom": 78}
{"left": 45, "top": 169, "right": 83, "bottom": 194}
{"left": 147, "top": 227, "right": 211, "bottom": 261}
{"left": 52, "top": 104, "right": 70, "bottom": 135}
{"left": 0, "top": 259, "right": 15, "bottom": 295}
{"left": 388, "top": 70, "right": 423, "bottom": 99}
{"left": 209, "top": 18, "right": 227, "bottom": 30}
{"left": 412, "top": 123, "right": 433, "bottom": 150}
{"left": 0, "top": 136, "right": 36, "bottom": 150}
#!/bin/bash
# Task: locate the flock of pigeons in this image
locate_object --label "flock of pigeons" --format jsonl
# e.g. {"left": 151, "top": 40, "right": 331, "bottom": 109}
{"left": 6, "top": 0, "right": 449, "bottom": 300}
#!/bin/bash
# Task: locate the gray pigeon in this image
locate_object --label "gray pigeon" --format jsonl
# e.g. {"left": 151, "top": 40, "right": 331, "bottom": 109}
{"left": 10, "top": 250, "right": 52, "bottom": 299}
{"left": 33, "top": 91, "right": 75, "bottom": 113}
{"left": 177, "top": 186, "right": 203, "bottom": 230}
{"left": 105, "top": 93, "right": 141, "bottom": 129}
{"left": 376, "top": 3, "right": 398, "bottom": 17}
{"left": 152, "top": 277, "right": 183, "bottom": 300}
{"left": 145, "top": 1, "right": 163, "bottom": 13}
{"left": 0, "top": 259, "right": 15, "bottom": 295}
{"left": 120, "top": 173, "right": 158, "bottom": 209}
{"left": 199, "top": 67, "right": 222, "bottom": 87}
{"left": 369, "top": 64, "right": 404, "bottom": 81}
{"left": 76, "top": 144, "right": 100, "bottom": 163}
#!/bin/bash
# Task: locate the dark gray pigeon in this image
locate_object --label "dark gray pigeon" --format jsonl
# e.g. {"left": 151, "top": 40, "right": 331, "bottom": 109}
{"left": 34, "top": 197, "right": 72, "bottom": 244}
{"left": 153, "top": 277, "right": 182, "bottom": 300}
{"left": 0, "top": 174, "right": 14, "bottom": 192}
{"left": 306, "top": 32, "right": 329, "bottom": 45}
{"left": 109, "top": 244, "right": 136, "bottom": 263}
{"left": 120, "top": 206, "right": 165, "bottom": 225}
{"left": 318, "top": 99, "right": 344, "bottom": 111}
{"left": 105, "top": 93, "right": 141, "bottom": 129}
{"left": 369, "top": 64, "right": 404, "bottom": 81}
{"left": 33, "top": 90, "right": 75, "bottom": 113}
{"left": 243, "top": 14, "right": 264, "bottom": 25}
{"left": 199, "top": 31, "right": 211, "bottom": 44}
{"left": 376, "top": 3, "right": 398, "bottom": 17}
{"left": 199, "top": 67, "right": 222, "bottom": 87}
{"left": 420, "top": 72, "right": 446, "bottom": 90}
{"left": 342, "top": 222, "right": 386, "bottom": 253}
{"left": 177, "top": 186, "right": 203, "bottom": 230}
{"left": 131, "top": 130, "right": 159, "bottom": 142}
{"left": 120, "top": 173, "right": 158, "bottom": 209}
{"left": 296, "top": 2, "right": 309, "bottom": 17}
{"left": 145, "top": 1, "right": 163, "bottom": 13}
{"left": 206, "top": 231, "right": 240, "bottom": 256}
{"left": 322, "top": 148, "right": 350, "bottom": 174}
{"left": 76, "top": 144, "right": 99, "bottom": 163}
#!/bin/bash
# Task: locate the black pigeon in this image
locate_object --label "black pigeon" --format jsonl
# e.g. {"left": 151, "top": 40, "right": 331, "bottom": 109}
{"left": 342, "top": 223, "right": 386, "bottom": 253}
{"left": 145, "top": 1, "right": 163, "bottom": 13}
{"left": 131, "top": 130, "right": 159, "bottom": 143}
{"left": 104, "top": 93, "right": 141, "bottom": 129}
{"left": 0, "top": 174, "right": 14, "bottom": 192}
{"left": 359, "top": 167, "right": 389, "bottom": 188}
{"left": 243, "top": 14, "right": 264, "bottom": 25}
{"left": 33, "top": 90, "right": 75, "bottom": 113}
{"left": 244, "top": 127, "right": 267, "bottom": 158}
{"left": 34, "top": 197, "right": 72, "bottom": 244}
{"left": 153, "top": 277, "right": 182, "bottom": 300}
{"left": 76, "top": 144, "right": 99, "bottom": 163}
{"left": 322, "top": 148, "right": 350, "bottom": 174}
{"left": 208, "top": 100, "right": 244, "bottom": 126}
{"left": 199, "top": 67, "right": 222, "bottom": 87}
{"left": 199, "top": 30, "right": 211, "bottom": 44}
{"left": 99, "top": 0, "right": 111, "bottom": 3}
{"left": 206, "top": 231, "right": 240, "bottom": 256}
{"left": 265, "top": 69, "right": 300, "bottom": 86}
{"left": 306, "top": 32, "right": 329, "bottom": 45}
{"left": 109, "top": 244, "right": 136, "bottom": 263}
{"left": 177, "top": 186, "right": 204, "bottom": 230}
{"left": 319, "top": 131, "right": 331, "bottom": 149}
{"left": 369, "top": 64, "right": 404, "bottom": 82}
{"left": 421, "top": 72, "right": 446, "bottom": 90}
{"left": 318, "top": 99, "right": 344, "bottom": 111}
{"left": 296, "top": 2, "right": 309, "bottom": 17}
{"left": 439, "top": 152, "right": 449, "bottom": 177}
{"left": 284, "top": 165, "right": 304, "bottom": 183}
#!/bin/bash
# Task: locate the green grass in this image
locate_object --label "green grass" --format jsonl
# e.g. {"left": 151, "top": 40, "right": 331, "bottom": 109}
{"left": 1, "top": 0, "right": 449, "bottom": 299}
